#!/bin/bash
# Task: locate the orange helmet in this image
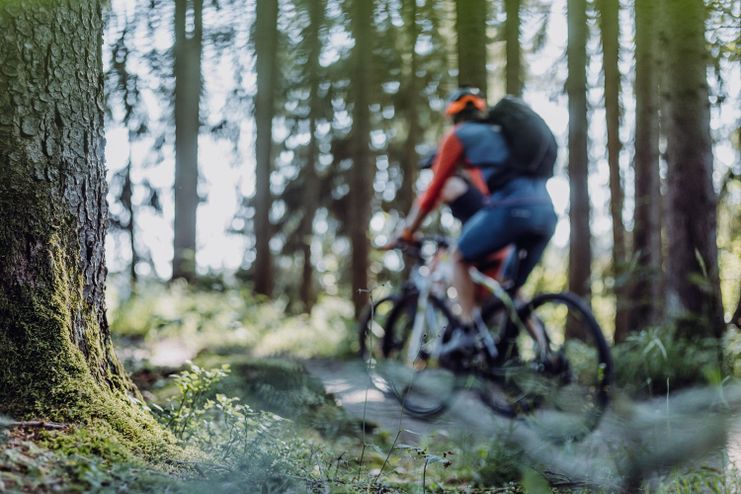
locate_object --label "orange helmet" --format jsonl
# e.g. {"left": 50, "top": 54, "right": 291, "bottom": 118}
{"left": 445, "top": 87, "right": 486, "bottom": 116}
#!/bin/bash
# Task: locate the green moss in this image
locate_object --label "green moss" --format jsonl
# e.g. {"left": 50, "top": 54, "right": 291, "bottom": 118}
{"left": 0, "top": 232, "right": 177, "bottom": 464}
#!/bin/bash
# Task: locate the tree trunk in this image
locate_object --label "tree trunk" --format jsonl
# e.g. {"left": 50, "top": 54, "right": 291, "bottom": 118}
{"left": 400, "top": 0, "right": 419, "bottom": 214}
{"left": 0, "top": 0, "right": 167, "bottom": 453}
{"left": 350, "top": 0, "right": 374, "bottom": 317}
{"left": 254, "top": 0, "right": 279, "bottom": 296}
{"left": 628, "top": 0, "right": 663, "bottom": 335}
{"left": 455, "top": 0, "right": 488, "bottom": 96}
{"left": 124, "top": 141, "right": 139, "bottom": 288}
{"left": 597, "top": 0, "right": 628, "bottom": 340}
{"left": 566, "top": 0, "right": 591, "bottom": 339}
{"left": 299, "top": 0, "right": 325, "bottom": 313}
{"left": 662, "top": 0, "right": 724, "bottom": 336}
{"left": 504, "top": 0, "right": 522, "bottom": 97}
{"left": 172, "top": 0, "right": 203, "bottom": 282}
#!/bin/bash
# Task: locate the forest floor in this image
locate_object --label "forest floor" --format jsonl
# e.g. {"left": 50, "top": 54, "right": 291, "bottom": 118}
{"left": 4, "top": 288, "right": 740, "bottom": 492}
{"left": 140, "top": 332, "right": 741, "bottom": 492}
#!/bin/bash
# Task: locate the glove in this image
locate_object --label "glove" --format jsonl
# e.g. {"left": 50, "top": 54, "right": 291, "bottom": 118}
{"left": 381, "top": 227, "right": 416, "bottom": 251}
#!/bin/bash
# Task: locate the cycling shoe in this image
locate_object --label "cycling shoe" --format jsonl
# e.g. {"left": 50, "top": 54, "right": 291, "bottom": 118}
{"left": 438, "top": 326, "right": 478, "bottom": 371}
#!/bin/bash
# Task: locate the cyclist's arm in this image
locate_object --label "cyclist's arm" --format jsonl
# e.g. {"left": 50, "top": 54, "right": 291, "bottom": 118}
{"left": 403, "top": 130, "right": 464, "bottom": 236}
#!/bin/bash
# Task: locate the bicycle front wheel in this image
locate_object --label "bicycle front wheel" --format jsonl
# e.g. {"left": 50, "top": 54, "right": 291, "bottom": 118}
{"left": 358, "top": 293, "right": 406, "bottom": 362}
{"left": 481, "top": 292, "right": 612, "bottom": 441}
{"left": 381, "top": 292, "right": 459, "bottom": 418}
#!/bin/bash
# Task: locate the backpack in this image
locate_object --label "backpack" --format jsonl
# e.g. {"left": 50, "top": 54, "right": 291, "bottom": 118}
{"left": 483, "top": 96, "right": 557, "bottom": 179}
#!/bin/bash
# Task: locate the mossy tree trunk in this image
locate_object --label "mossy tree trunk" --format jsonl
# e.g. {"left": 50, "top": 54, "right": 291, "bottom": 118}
{"left": 0, "top": 0, "right": 168, "bottom": 455}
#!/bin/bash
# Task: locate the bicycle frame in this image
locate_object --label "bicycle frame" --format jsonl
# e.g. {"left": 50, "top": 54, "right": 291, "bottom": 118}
{"left": 404, "top": 247, "right": 453, "bottom": 366}
{"left": 469, "top": 266, "right": 550, "bottom": 363}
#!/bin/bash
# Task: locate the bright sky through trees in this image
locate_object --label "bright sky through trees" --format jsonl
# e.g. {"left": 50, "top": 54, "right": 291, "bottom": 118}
{"left": 103, "top": 0, "right": 739, "bottom": 282}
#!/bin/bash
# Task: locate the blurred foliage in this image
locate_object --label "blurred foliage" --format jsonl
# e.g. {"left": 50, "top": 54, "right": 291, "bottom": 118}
{"left": 109, "top": 282, "right": 357, "bottom": 361}
{"left": 611, "top": 324, "right": 741, "bottom": 396}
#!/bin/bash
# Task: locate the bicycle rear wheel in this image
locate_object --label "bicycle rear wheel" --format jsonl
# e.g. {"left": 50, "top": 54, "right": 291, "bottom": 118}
{"left": 480, "top": 292, "right": 612, "bottom": 441}
{"left": 381, "top": 292, "right": 459, "bottom": 418}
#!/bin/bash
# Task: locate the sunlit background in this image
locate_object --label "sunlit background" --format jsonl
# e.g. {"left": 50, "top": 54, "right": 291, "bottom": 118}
{"left": 102, "top": 0, "right": 740, "bottom": 327}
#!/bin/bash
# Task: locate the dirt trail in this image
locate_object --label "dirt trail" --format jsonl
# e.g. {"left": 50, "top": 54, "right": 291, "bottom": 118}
{"left": 303, "top": 359, "right": 501, "bottom": 444}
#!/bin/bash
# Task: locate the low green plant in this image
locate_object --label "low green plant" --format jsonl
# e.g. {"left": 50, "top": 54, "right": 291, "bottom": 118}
{"left": 152, "top": 363, "right": 319, "bottom": 491}
{"left": 613, "top": 325, "right": 722, "bottom": 395}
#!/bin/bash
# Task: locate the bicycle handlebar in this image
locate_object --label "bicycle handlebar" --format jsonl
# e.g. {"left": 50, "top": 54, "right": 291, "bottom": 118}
{"left": 378, "top": 235, "right": 451, "bottom": 262}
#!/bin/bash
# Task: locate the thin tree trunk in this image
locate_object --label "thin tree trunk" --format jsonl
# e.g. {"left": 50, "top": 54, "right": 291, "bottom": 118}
{"left": 566, "top": 0, "right": 591, "bottom": 339}
{"left": 662, "top": 0, "right": 724, "bottom": 336}
{"left": 299, "top": 0, "right": 325, "bottom": 312}
{"left": 455, "top": 0, "right": 488, "bottom": 96}
{"left": 172, "top": 0, "right": 203, "bottom": 282}
{"left": 0, "top": 1, "right": 166, "bottom": 450}
{"left": 505, "top": 0, "right": 522, "bottom": 97}
{"left": 350, "top": 0, "right": 374, "bottom": 317}
{"left": 254, "top": 0, "right": 279, "bottom": 296}
{"left": 124, "top": 138, "right": 138, "bottom": 288}
{"left": 597, "top": 0, "right": 628, "bottom": 340}
{"left": 400, "top": 0, "right": 419, "bottom": 214}
{"left": 629, "top": 0, "right": 663, "bottom": 335}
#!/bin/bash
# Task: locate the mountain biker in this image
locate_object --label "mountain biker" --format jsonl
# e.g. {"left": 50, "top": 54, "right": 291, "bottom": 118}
{"left": 391, "top": 86, "right": 558, "bottom": 340}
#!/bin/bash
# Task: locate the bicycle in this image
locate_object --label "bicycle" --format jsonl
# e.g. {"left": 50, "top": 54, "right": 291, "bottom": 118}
{"left": 358, "top": 236, "right": 613, "bottom": 440}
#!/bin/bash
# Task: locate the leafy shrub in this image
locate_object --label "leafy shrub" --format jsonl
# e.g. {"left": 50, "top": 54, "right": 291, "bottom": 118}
{"left": 152, "top": 363, "right": 316, "bottom": 491}
{"left": 613, "top": 326, "right": 722, "bottom": 395}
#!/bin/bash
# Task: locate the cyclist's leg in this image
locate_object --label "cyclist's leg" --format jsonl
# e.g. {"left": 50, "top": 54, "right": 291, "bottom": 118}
{"left": 442, "top": 176, "right": 485, "bottom": 224}
{"left": 455, "top": 207, "right": 519, "bottom": 323}
{"left": 510, "top": 205, "right": 558, "bottom": 288}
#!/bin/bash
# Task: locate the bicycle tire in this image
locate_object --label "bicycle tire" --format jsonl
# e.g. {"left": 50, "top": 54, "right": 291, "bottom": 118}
{"left": 479, "top": 292, "right": 612, "bottom": 441}
{"left": 381, "top": 292, "right": 460, "bottom": 418}
{"left": 358, "top": 293, "right": 407, "bottom": 362}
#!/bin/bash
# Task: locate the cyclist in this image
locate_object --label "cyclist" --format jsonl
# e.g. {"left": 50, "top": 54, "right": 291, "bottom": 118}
{"left": 391, "top": 87, "right": 558, "bottom": 344}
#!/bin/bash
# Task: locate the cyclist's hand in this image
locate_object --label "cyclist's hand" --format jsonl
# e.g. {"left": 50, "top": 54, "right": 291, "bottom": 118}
{"left": 381, "top": 227, "right": 417, "bottom": 250}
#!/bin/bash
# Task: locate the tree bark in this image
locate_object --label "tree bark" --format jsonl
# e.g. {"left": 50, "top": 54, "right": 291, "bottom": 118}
{"left": 455, "top": 0, "right": 488, "bottom": 96}
{"left": 662, "top": 0, "right": 724, "bottom": 336}
{"left": 172, "top": 0, "right": 203, "bottom": 282}
{"left": 629, "top": 0, "right": 663, "bottom": 335}
{"left": 299, "top": 0, "right": 325, "bottom": 313}
{"left": 0, "top": 0, "right": 167, "bottom": 452}
{"left": 124, "top": 143, "right": 139, "bottom": 288}
{"left": 597, "top": 0, "right": 629, "bottom": 340}
{"left": 350, "top": 0, "right": 374, "bottom": 317}
{"left": 400, "top": 0, "right": 419, "bottom": 214}
{"left": 253, "top": 0, "right": 279, "bottom": 296}
{"left": 504, "top": 0, "right": 522, "bottom": 97}
{"left": 566, "top": 0, "right": 592, "bottom": 339}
